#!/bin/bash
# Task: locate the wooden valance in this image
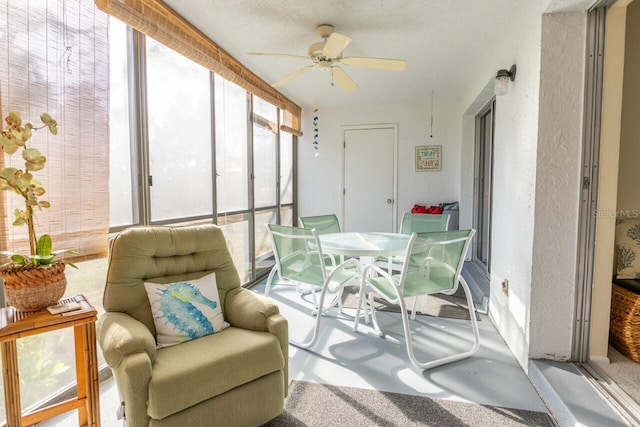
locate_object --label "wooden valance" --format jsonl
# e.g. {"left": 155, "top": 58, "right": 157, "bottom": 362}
{"left": 280, "top": 125, "right": 303, "bottom": 137}
{"left": 95, "top": 0, "right": 302, "bottom": 131}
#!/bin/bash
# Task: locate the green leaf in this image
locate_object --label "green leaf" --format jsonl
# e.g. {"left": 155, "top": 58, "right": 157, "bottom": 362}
{"left": 51, "top": 249, "right": 79, "bottom": 256}
{"left": 10, "top": 254, "right": 26, "bottom": 265}
{"left": 36, "top": 234, "right": 52, "bottom": 256}
{"left": 29, "top": 254, "right": 55, "bottom": 265}
{"left": 61, "top": 259, "right": 78, "bottom": 269}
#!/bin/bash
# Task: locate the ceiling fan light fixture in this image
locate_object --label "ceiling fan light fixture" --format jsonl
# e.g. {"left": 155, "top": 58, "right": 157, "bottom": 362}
{"left": 318, "top": 62, "right": 332, "bottom": 72}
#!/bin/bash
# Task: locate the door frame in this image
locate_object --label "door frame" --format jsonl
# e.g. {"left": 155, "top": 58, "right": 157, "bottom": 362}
{"left": 340, "top": 124, "right": 399, "bottom": 232}
{"left": 573, "top": 4, "right": 607, "bottom": 363}
{"left": 577, "top": 2, "right": 640, "bottom": 424}
{"left": 472, "top": 99, "right": 495, "bottom": 277}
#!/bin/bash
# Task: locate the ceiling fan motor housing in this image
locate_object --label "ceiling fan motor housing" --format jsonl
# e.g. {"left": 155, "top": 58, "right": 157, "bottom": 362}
{"left": 316, "top": 24, "right": 334, "bottom": 38}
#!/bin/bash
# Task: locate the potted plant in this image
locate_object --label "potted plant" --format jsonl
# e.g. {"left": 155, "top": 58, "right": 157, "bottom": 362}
{"left": 0, "top": 110, "right": 77, "bottom": 311}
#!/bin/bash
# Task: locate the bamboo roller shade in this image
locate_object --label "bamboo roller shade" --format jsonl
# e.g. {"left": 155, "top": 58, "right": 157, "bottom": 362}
{"left": 95, "top": 0, "right": 302, "bottom": 134}
{"left": 0, "top": 1, "right": 110, "bottom": 261}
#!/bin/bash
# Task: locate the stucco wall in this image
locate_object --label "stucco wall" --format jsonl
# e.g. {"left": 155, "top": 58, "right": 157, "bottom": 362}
{"left": 298, "top": 99, "right": 461, "bottom": 225}
{"left": 457, "top": 4, "right": 591, "bottom": 367}
{"left": 529, "top": 12, "right": 587, "bottom": 360}
{"left": 458, "top": 0, "right": 545, "bottom": 369}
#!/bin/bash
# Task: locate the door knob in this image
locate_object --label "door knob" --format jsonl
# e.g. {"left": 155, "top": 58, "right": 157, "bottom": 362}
{"left": 387, "top": 199, "right": 393, "bottom": 204}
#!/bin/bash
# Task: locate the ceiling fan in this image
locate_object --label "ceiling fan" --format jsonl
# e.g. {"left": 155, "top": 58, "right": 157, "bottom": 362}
{"left": 248, "top": 24, "right": 407, "bottom": 93}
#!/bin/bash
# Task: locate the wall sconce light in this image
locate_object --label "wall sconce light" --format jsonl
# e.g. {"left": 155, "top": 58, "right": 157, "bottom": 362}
{"left": 494, "top": 64, "right": 516, "bottom": 96}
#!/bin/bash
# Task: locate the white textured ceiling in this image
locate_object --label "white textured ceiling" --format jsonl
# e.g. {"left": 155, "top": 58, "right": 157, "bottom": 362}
{"left": 162, "top": 0, "right": 523, "bottom": 109}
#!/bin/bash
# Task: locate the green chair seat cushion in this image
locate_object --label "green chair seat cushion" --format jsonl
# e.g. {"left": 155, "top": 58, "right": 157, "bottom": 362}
{"left": 368, "top": 271, "right": 454, "bottom": 301}
{"left": 147, "top": 326, "right": 285, "bottom": 420}
{"left": 285, "top": 265, "right": 324, "bottom": 286}
{"left": 282, "top": 264, "right": 356, "bottom": 293}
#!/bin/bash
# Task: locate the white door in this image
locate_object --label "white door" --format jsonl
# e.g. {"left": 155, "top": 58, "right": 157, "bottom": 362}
{"left": 342, "top": 126, "right": 396, "bottom": 232}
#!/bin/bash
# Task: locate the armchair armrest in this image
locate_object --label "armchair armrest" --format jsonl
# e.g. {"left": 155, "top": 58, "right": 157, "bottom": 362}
{"left": 224, "top": 287, "right": 289, "bottom": 395}
{"left": 224, "top": 287, "right": 280, "bottom": 331}
{"left": 97, "top": 312, "right": 157, "bottom": 369}
{"left": 97, "top": 312, "right": 156, "bottom": 427}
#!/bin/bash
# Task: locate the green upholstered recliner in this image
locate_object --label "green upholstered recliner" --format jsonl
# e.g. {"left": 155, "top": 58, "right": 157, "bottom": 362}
{"left": 97, "top": 224, "right": 288, "bottom": 427}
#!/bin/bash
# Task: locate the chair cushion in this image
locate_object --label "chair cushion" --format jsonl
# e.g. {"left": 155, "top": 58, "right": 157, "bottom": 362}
{"left": 615, "top": 218, "right": 640, "bottom": 279}
{"left": 147, "top": 326, "right": 285, "bottom": 420}
{"left": 369, "top": 272, "right": 453, "bottom": 301}
{"left": 144, "top": 272, "right": 229, "bottom": 348}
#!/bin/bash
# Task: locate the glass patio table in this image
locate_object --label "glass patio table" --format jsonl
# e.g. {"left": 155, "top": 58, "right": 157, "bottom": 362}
{"left": 318, "top": 232, "right": 429, "bottom": 329}
{"left": 319, "top": 232, "right": 418, "bottom": 259}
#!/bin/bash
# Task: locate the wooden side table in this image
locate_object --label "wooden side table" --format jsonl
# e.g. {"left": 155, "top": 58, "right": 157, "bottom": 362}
{"left": 0, "top": 295, "right": 100, "bottom": 427}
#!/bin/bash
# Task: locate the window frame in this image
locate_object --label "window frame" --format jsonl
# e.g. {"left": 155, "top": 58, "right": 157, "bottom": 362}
{"left": 109, "top": 28, "right": 297, "bottom": 285}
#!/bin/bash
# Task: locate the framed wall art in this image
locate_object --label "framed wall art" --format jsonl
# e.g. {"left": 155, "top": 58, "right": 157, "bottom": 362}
{"left": 415, "top": 145, "right": 441, "bottom": 171}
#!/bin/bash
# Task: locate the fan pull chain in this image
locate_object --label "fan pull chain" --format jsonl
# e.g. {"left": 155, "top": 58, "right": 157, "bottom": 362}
{"left": 430, "top": 90, "right": 434, "bottom": 138}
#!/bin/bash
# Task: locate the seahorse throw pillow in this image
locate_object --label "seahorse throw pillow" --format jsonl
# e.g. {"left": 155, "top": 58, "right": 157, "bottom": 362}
{"left": 615, "top": 218, "right": 640, "bottom": 280}
{"left": 144, "top": 272, "right": 230, "bottom": 348}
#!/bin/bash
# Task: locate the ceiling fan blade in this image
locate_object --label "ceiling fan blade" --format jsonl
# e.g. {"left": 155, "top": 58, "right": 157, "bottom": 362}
{"left": 271, "top": 65, "right": 316, "bottom": 87}
{"left": 331, "top": 67, "right": 358, "bottom": 93}
{"left": 341, "top": 56, "right": 407, "bottom": 71}
{"left": 247, "top": 52, "right": 310, "bottom": 61}
{"left": 322, "top": 32, "right": 352, "bottom": 57}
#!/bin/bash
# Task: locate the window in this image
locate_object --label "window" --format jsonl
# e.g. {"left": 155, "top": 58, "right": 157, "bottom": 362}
{"left": 253, "top": 123, "right": 278, "bottom": 209}
{"left": 215, "top": 76, "right": 249, "bottom": 213}
{"left": 0, "top": 3, "right": 297, "bottom": 421}
{"left": 280, "top": 132, "right": 294, "bottom": 226}
{"left": 146, "top": 38, "right": 213, "bottom": 223}
{"left": 96, "top": 0, "right": 301, "bottom": 285}
{"left": 110, "top": 31, "right": 296, "bottom": 284}
{"left": 215, "top": 75, "right": 251, "bottom": 281}
{"left": 252, "top": 96, "right": 280, "bottom": 277}
{"left": 109, "top": 18, "right": 136, "bottom": 228}
{"left": 0, "top": 1, "right": 110, "bottom": 420}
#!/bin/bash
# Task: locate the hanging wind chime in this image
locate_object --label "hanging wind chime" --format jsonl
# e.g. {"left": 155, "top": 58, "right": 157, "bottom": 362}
{"left": 313, "top": 108, "right": 319, "bottom": 156}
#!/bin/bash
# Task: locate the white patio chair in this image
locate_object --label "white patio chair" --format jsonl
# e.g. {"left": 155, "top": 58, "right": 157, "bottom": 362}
{"left": 378, "top": 212, "right": 451, "bottom": 319}
{"left": 357, "top": 229, "right": 479, "bottom": 370}
{"left": 265, "top": 224, "right": 359, "bottom": 347}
